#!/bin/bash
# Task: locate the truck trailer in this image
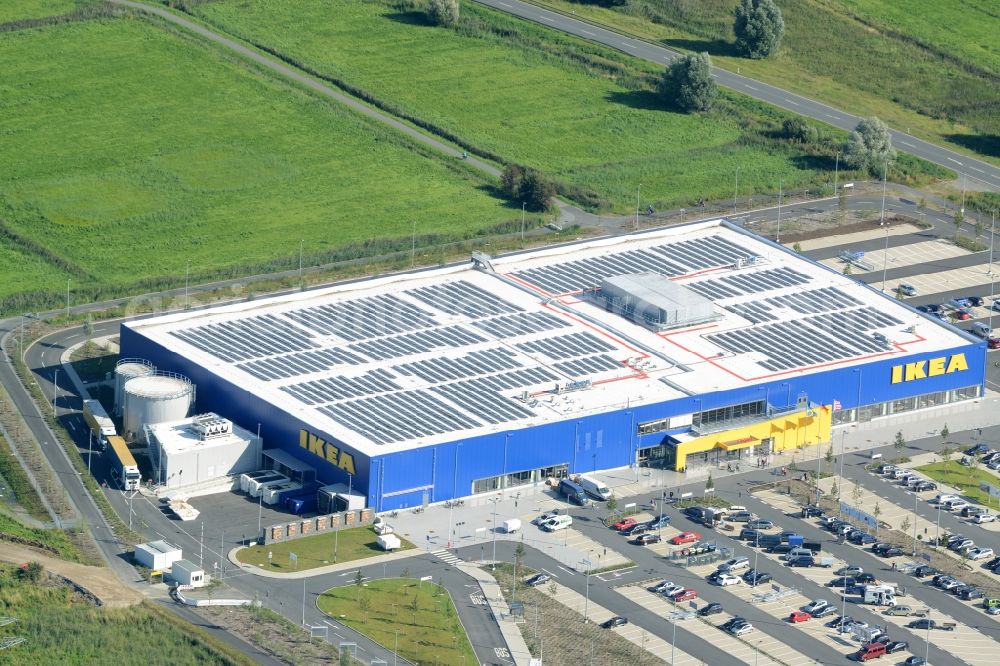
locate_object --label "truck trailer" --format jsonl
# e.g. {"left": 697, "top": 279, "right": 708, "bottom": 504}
{"left": 83, "top": 399, "right": 116, "bottom": 442}
{"left": 106, "top": 435, "right": 140, "bottom": 490}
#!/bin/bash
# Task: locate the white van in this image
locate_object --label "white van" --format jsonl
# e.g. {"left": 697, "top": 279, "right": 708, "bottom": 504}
{"left": 971, "top": 322, "right": 992, "bottom": 339}
{"left": 578, "top": 476, "right": 611, "bottom": 501}
{"left": 541, "top": 515, "right": 573, "bottom": 532}
{"left": 784, "top": 547, "right": 813, "bottom": 561}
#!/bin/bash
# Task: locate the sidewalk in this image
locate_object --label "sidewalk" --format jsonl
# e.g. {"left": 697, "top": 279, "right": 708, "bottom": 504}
{"left": 457, "top": 562, "right": 534, "bottom": 666}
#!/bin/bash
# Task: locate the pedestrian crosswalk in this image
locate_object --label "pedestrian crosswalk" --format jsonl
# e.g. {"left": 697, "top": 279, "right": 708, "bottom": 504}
{"left": 432, "top": 548, "right": 461, "bottom": 566}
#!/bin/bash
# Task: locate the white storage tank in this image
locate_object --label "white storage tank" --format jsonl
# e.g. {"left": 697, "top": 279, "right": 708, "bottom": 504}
{"left": 114, "top": 358, "right": 155, "bottom": 416}
{"left": 123, "top": 372, "right": 194, "bottom": 441}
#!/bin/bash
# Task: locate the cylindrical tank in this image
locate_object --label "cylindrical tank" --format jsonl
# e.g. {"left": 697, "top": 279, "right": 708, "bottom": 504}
{"left": 114, "top": 359, "right": 155, "bottom": 416}
{"left": 123, "top": 372, "right": 194, "bottom": 441}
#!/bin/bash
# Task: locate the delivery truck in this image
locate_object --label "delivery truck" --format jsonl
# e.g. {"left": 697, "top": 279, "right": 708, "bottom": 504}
{"left": 83, "top": 399, "right": 116, "bottom": 442}
{"left": 377, "top": 534, "right": 401, "bottom": 551}
{"left": 578, "top": 476, "right": 612, "bottom": 501}
{"left": 106, "top": 435, "right": 140, "bottom": 490}
{"left": 502, "top": 518, "right": 522, "bottom": 534}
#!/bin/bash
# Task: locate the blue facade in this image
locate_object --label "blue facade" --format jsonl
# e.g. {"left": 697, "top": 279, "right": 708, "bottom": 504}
{"left": 121, "top": 323, "right": 986, "bottom": 512}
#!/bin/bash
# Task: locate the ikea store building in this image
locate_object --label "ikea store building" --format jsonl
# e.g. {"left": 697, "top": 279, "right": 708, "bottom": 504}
{"left": 120, "top": 220, "right": 987, "bottom": 511}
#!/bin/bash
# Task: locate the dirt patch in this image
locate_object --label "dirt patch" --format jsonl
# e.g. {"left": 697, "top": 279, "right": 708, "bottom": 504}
{"left": 778, "top": 214, "right": 920, "bottom": 244}
{"left": 0, "top": 542, "right": 142, "bottom": 608}
{"left": 492, "top": 564, "right": 667, "bottom": 666}
{"left": 196, "top": 603, "right": 347, "bottom": 666}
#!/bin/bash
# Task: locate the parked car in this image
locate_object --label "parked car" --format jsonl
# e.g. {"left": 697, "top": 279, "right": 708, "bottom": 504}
{"left": 828, "top": 576, "right": 856, "bottom": 588}
{"left": 878, "top": 547, "right": 904, "bottom": 558}
{"left": 958, "top": 587, "right": 984, "bottom": 601}
{"left": 731, "top": 623, "right": 753, "bottom": 636}
{"left": 912, "top": 565, "right": 938, "bottom": 578}
{"left": 897, "top": 284, "right": 917, "bottom": 296}
{"left": 884, "top": 605, "right": 926, "bottom": 617}
{"left": 743, "top": 569, "right": 772, "bottom": 586}
{"left": 729, "top": 511, "right": 754, "bottom": 523}
{"left": 787, "top": 555, "right": 815, "bottom": 567}
{"left": 698, "top": 602, "right": 724, "bottom": 616}
{"left": 719, "top": 557, "right": 750, "bottom": 573}
{"left": 747, "top": 519, "right": 774, "bottom": 530}
{"left": 802, "top": 599, "right": 829, "bottom": 614}
{"left": 620, "top": 523, "right": 649, "bottom": 537}
{"left": 849, "top": 531, "right": 877, "bottom": 545}
{"left": 611, "top": 516, "right": 637, "bottom": 531}
{"left": 670, "top": 588, "right": 698, "bottom": 602}
{"left": 670, "top": 531, "right": 701, "bottom": 545}
{"left": 525, "top": 573, "right": 551, "bottom": 587}
{"left": 969, "top": 547, "right": 995, "bottom": 561}
{"left": 914, "top": 481, "right": 937, "bottom": 492}
{"left": 902, "top": 657, "right": 926, "bottom": 666}
{"left": 962, "top": 505, "right": 988, "bottom": 518}
{"left": 714, "top": 573, "right": 742, "bottom": 587}
{"left": 966, "top": 443, "right": 990, "bottom": 456}
{"left": 650, "top": 581, "right": 683, "bottom": 595}
{"left": 532, "top": 510, "right": 562, "bottom": 525}
{"left": 813, "top": 606, "right": 838, "bottom": 618}
{"left": 949, "top": 538, "right": 975, "bottom": 552}
{"left": 600, "top": 616, "right": 628, "bottom": 629}
{"left": 739, "top": 528, "right": 763, "bottom": 542}
{"left": 855, "top": 573, "right": 876, "bottom": 584}
{"left": 646, "top": 515, "right": 671, "bottom": 530}
{"left": 855, "top": 643, "right": 886, "bottom": 661}
{"left": 788, "top": 610, "right": 811, "bottom": 623}
{"left": 632, "top": 533, "right": 662, "bottom": 546}
{"left": 801, "top": 505, "right": 823, "bottom": 518}
{"left": 989, "top": 337, "right": 1000, "bottom": 350}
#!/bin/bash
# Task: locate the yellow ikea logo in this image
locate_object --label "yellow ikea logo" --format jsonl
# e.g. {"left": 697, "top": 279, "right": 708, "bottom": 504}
{"left": 890, "top": 353, "right": 968, "bottom": 384}
{"left": 299, "top": 430, "right": 356, "bottom": 475}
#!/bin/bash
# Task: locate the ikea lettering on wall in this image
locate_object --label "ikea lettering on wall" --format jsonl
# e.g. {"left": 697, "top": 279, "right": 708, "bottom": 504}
{"left": 890, "top": 353, "right": 968, "bottom": 384}
{"left": 299, "top": 430, "right": 356, "bottom": 475}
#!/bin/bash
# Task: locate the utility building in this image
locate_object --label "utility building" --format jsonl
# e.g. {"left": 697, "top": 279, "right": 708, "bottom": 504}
{"left": 120, "top": 219, "right": 987, "bottom": 510}
{"left": 146, "top": 413, "right": 262, "bottom": 490}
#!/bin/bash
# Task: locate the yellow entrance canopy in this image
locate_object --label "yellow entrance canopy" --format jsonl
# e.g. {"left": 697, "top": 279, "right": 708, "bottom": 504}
{"left": 719, "top": 436, "right": 758, "bottom": 451}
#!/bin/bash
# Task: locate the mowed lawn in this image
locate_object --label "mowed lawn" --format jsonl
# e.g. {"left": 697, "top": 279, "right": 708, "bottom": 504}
{"left": 194, "top": 0, "right": 845, "bottom": 210}
{"left": 0, "top": 0, "right": 94, "bottom": 23}
{"left": 530, "top": 0, "right": 999, "bottom": 162}
{"left": 0, "top": 17, "right": 513, "bottom": 308}
{"left": 318, "top": 579, "right": 477, "bottom": 666}
{"left": 237, "top": 526, "right": 413, "bottom": 571}
{"left": 917, "top": 461, "right": 1000, "bottom": 509}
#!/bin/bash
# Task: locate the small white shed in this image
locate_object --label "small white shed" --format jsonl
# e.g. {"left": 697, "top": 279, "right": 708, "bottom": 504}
{"left": 171, "top": 559, "right": 206, "bottom": 587}
{"left": 134, "top": 540, "right": 182, "bottom": 571}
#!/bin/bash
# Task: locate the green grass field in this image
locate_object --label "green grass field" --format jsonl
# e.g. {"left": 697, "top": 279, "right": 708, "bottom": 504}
{"left": 0, "top": 512, "right": 82, "bottom": 561}
{"left": 530, "top": 0, "right": 999, "bottom": 163}
{"left": 0, "top": 564, "right": 254, "bottom": 666}
{"left": 917, "top": 460, "right": 1000, "bottom": 509}
{"left": 237, "top": 525, "right": 413, "bottom": 571}
{"left": 0, "top": 15, "right": 514, "bottom": 313}
{"left": 0, "top": 0, "right": 94, "bottom": 24}
{"left": 191, "top": 0, "right": 899, "bottom": 211}
{"left": 318, "top": 578, "right": 477, "bottom": 666}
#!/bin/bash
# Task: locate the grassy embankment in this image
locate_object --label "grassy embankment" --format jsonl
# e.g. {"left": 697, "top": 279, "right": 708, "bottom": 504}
{"left": 0, "top": 0, "right": 96, "bottom": 23}
{"left": 0, "top": 563, "right": 256, "bottom": 666}
{"left": 190, "top": 0, "right": 948, "bottom": 213}
{"left": 317, "top": 578, "right": 477, "bottom": 666}
{"left": 528, "top": 0, "right": 1000, "bottom": 164}
{"left": 237, "top": 525, "right": 414, "bottom": 571}
{"left": 0, "top": 12, "right": 517, "bottom": 314}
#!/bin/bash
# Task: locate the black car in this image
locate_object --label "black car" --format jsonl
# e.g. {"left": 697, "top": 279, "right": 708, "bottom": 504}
{"left": 698, "top": 602, "right": 723, "bottom": 617}
{"left": 722, "top": 617, "right": 749, "bottom": 630}
{"left": 743, "top": 569, "right": 772, "bottom": 586}
{"left": 914, "top": 481, "right": 937, "bottom": 492}
{"left": 968, "top": 296, "right": 985, "bottom": 307}
{"left": 632, "top": 533, "right": 662, "bottom": 546}
{"left": 959, "top": 587, "right": 984, "bottom": 600}
{"left": 966, "top": 443, "right": 990, "bottom": 456}
{"left": 908, "top": 619, "right": 935, "bottom": 630}
{"left": 739, "top": 528, "right": 763, "bottom": 541}
{"left": 827, "top": 615, "right": 853, "bottom": 628}
{"left": 788, "top": 556, "right": 814, "bottom": 567}
{"left": 879, "top": 547, "right": 904, "bottom": 558}
{"left": 813, "top": 606, "right": 838, "bottom": 618}
{"left": 768, "top": 544, "right": 793, "bottom": 555}
{"left": 620, "top": 523, "right": 649, "bottom": 537}
{"left": 683, "top": 507, "right": 703, "bottom": 520}
{"left": 801, "top": 505, "right": 823, "bottom": 518}
{"left": 886, "top": 640, "right": 909, "bottom": 653}
{"left": 848, "top": 531, "right": 875, "bottom": 545}
{"left": 903, "top": 657, "right": 926, "bottom": 666}
{"left": 646, "top": 515, "right": 671, "bottom": 530}
{"left": 984, "top": 557, "right": 1000, "bottom": 570}
{"left": 871, "top": 543, "right": 892, "bottom": 554}
{"left": 601, "top": 616, "right": 628, "bottom": 629}
{"left": 828, "top": 576, "right": 856, "bottom": 588}
{"left": 855, "top": 573, "right": 876, "bottom": 584}
{"left": 525, "top": 573, "right": 551, "bottom": 587}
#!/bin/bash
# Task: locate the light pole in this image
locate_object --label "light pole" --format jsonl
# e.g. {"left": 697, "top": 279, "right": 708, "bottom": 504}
{"left": 184, "top": 260, "right": 190, "bottom": 309}
{"left": 88, "top": 430, "right": 93, "bottom": 476}
{"left": 489, "top": 496, "right": 499, "bottom": 570}
{"left": 924, "top": 610, "right": 932, "bottom": 665}
{"left": 833, "top": 152, "right": 839, "bottom": 192}
{"left": 299, "top": 239, "right": 304, "bottom": 286}
{"left": 411, "top": 220, "right": 417, "bottom": 268}
{"left": 669, "top": 616, "right": 677, "bottom": 666}
{"left": 776, "top": 179, "right": 782, "bottom": 243}
{"left": 257, "top": 491, "right": 264, "bottom": 538}
{"left": 838, "top": 430, "right": 846, "bottom": 518}
{"left": 879, "top": 160, "right": 888, "bottom": 227}
{"left": 65, "top": 278, "right": 71, "bottom": 318}
{"left": 989, "top": 211, "right": 996, "bottom": 274}
{"left": 733, "top": 167, "right": 740, "bottom": 214}
{"left": 521, "top": 202, "right": 526, "bottom": 243}
{"left": 881, "top": 217, "right": 891, "bottom": 293}
{"left": 582, "top": 551, "right": 592, "bottom": 623}
{"left": 635, "top": 185, "right": 641, "bottom": 231}
{"left": 935, "top": 502, "right": 942, "bottom": 548}
{"left": 301, "top": 578, "right": 306, "bottom": 626}
{"left": 912, "top": 490, "right": 918, "bottom": 556}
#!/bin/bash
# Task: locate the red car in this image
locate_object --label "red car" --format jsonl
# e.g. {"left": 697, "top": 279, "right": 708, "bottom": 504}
{"left": 670, "top": 531, "right": 701, "bottom": 545}
{"left": 670, "top": 588, "right": 699, "bottom": 602}
{"left": 613, "top": 517, "right": 638, "bottom": 531}
{"left": 989, "top": 337, "right": 1000, "bottom": 349}
{"left": 953, "top": 310, "right": 972, "bottom": 321}
{"left": 788, "top": 611, "right": 811, "bottom": 623}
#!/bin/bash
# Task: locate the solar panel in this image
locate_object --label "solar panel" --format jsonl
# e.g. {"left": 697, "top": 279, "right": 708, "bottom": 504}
{"left": 724, "top": 302, "right": 777, "bottom": 324}
{"left": 686, "top": 267, "right": 811, "bottom": 300}
{"left": 349, "top": 325, "right": 486, "bottom": 360}
{"left": 406, "top": 280, "right": 522, "bottom": 318}
{"left": 516, "top": 332, "right": 616, "bottom": 360}
{"left": 284, "top": 294, "right": 437, "bottom": 341}
{"left": 394, "top": 348, "right": 522, "bottom": 383}
{"left": 280, "top": 368, "right": 401, "bottom": 405}
{"left": 237, "top": 348, "right": 367, "bottom": 381}
{"left": 171, "top": 314, "right": 316, "bottom": 362}
{"left": 318, "top": 389, "right": 482, "bottom": 445}
{"left": 472, "top": 311, "right": 569, "bottom": 338}
{"left": 554, "top": 354, "right": 622, "bottom": 378}
{"left": 766, "top": 287, "right": 861, "bottom": 314}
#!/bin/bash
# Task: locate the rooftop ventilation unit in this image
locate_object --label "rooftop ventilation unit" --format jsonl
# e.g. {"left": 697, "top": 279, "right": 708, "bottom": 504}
{"left": 190, "top": 414, "right": 232, "bottom": 440}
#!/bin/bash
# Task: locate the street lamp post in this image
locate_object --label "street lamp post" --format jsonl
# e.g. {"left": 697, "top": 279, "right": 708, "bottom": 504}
{"left": 838, "top": 430, "right": 846, "bottom": 518}
{"left": 185, "top": 260, "right": 190, "bottom": 309}
{"left": 521, "top": 202, "right": 526, "bottom": 243}
{"left": 635, "top": 185, "right": 641, "bottom": 231}
{"left": 583, "top": 552, "right": 592, "bottom": 623}
{"left": 52, "top": 369, "right": 59, "bottom": 416}
{"left": 258, "top": 491, "right": 264, "bottom": 538}
{"left": 733, "top": 168, "right": 740, "bottom": 215}
{"left": 776, "top": 179, "right": 782, "bottom": 243}
{"left": 834, "top": 152, "right": 839, "bottom": 192}
{"left": 912, "top": 491, "right": 918, "bottom": 556}
{"left": 66, "top": 278, "right": 71, "bottom": 318}
{"left": 490, "top": 496, "right": 499, "bottom": 570}
{"left": 299, "top": 239, "right": 304, "bottom": 286}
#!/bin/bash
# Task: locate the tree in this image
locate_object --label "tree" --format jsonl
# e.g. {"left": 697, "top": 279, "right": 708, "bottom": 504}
{"left": 873, "top": 501, "right": 882, "bottom": 536}
{"left": 830, "top": 479, "right": 839, "bottom": 500}
{"left": 501, "top": 164, "right": 525, "bottom": 200}
{"left": 825, "top": 445, "right": 834, "bottom": 466}
{"left": 18, "top": 561, "right": 43, "bottom": 583}
{"left": 606, "top": 492, "right": 618, "bottom": 513}
{"left": 900, "top": 514, "right": 911, "bottom": 536}
{"left": 408, "top": 592, "right": 420, "bottom": 624}
{"left": 733, "top": 0, "right": 785, "bottom": 59}
{"left": 705, "top": 472, "right": 715, "bottom": 492}
{"left": 953, "top": 209, "right": 964, "bottom": 235}
{"left": 843, "top": 117, "right": 896, "bottom": 176}
{"left": 793, "top": 242, "right": 803, "bottom": 253}
{"left": 975, "top": 219, "right": 985, "bottom": 238}
{"left": 782, "top": 118, "right": 817, "bottom": 144}
{"left": 355, "top": 569, "right": 365, "bottom": 600}
{"left": 659, "top": 52, "right": 717, "bottom": 113}
{"left": 521, "top": 169, "right": 556, "bottom": 211}
{"left": 358, "top": 592, "right": 372, "bottom": 624}
{"left": 940, "top": 424, "right": 950, "bottom": 443}
{"left": 426, "top": 0, "right": 459, "bottom": 27}
{"left": 894, "top": 431, "right": 906, "bottom": 462}
{"left": 84, "top": 315, "right": 94, "bottom": 344}
{"left": 852, "top": 479, "right": 863, "bottom": 508}
{"left": 838, "top": 187, "right": 848, "bottom": 222}
{"left": 842, "top": 262, "right": 852, "bottom": 276}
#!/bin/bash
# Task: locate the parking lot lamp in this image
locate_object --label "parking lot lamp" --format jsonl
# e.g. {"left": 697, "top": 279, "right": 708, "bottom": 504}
{"left": 669, "top": 616, "right": 677, "bottom": 666}
{"left": 52, "top": 369, "right": 59, "bottom": 416}
{"left": 258, "top": 491, "right": 263, "bottom": 537}
{"left": 924, "top": 611, "right": 931, "bottom": 664}
{"left": 912, "top": 492, "right": 918, "bottom": 556}
{"left": 489, "top": 496, "right": 499, "bottom": 570}
{"left": 583, "top": 551, "right": 592, "bottom": 623}
{"left": 776, "top": 179, "right": 782, "bottom": 243}
{"left": 658, "top": 490, "right": 666, "bottom": 536}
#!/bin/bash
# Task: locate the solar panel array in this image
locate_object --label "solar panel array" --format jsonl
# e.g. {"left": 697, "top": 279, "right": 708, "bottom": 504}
{"left": 686, "top": 267, "right": 810, "bottom": 300}
{"left": 706, "top": 307, "right": 902, "bottom": 372}
{"left": 516, "top": 332, "right": 615, "bottom": 360}
{"left": 510, "top": 236, "right": 754, "bottom": 295}
{"left": 284, "top": 294, "right": 437, "bottom": 340}
{"left": 725, "top": 302, "right": 777, "bottom": 324}
{"left": 406, "top": 280, "right": 522, "bottom": 317}
{"left": 472, "top": 311, "right": 569, "bottom": 338}
{"left": 395, "top": 349, "right": 522, "bottom": 383}
{"left": 430, "top": 368, "right": 559, "bottom": 424}
{"left": 170, "top": 315, "right": 316, "bottom": 362}
{"left": 766, "top": 287, "right": 861, "bottom": 314}
{"left": 318, "top": 390, "right": 481, "bottom": 445}
{"left": 238, "top": 348, "right": 367, "bottom": 381}
{"left": 554, "top": 354, "right": 622, "bottom": 378}
{"left": 349, "top": 325, "right": 486, "bottom": 359}
{"left": 280, "top": 369, "right": 400, "bottom": 405}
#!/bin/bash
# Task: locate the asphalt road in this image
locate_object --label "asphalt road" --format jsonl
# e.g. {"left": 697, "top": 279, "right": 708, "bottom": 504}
{"left": 473, "top": 0, "right": 1000, "bottom": 190}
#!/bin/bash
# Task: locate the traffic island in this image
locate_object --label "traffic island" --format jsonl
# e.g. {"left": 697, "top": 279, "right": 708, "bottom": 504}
{"left": 318, "top": 578, "right": 477, "bottom": 666}
{"left": 236, "top": 525, "right": 414, "bottom": 573}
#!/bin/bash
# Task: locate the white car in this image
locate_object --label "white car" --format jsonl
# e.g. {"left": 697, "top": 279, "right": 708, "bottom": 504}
{"left": 802, "top": 599, "right": 829, "bottom": 614}
{"left": 968, "top": 547, "right": 995, "bottom": 561}
{"left": 934, "top": 494, "right": 960, "bottom": 504}
{"left": 974, "top": 513, "right": 996, "bottom": 524}
{"left": 948, "top": 501, "right": 970, "bottom": 512}
{"left": 733, "top": 624, "right": 754, "bottom": 636}
{"left": 719, "top": 556, "right": 750, "bottom": 573}
{"left": 716, "top": 574, "right": 742, "bottom": 586}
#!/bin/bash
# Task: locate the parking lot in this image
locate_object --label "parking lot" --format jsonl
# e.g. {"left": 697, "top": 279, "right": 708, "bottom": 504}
{"left": 818, "top": 239, "right": 969, "bottom": 274}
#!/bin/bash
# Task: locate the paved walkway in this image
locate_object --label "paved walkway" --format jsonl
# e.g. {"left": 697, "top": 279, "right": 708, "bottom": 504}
{"left": 457, "top": 562, "right": 534, "bottom": 666}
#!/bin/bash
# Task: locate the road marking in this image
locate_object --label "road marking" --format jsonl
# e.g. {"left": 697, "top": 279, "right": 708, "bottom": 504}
{"left": 744, "top": 84, "right": 759, "bottom": 91}
{"left": 498, "top": 1, "right": 511, "bottom": 6}
{"left": 784, "top": 98, "right": 800, "bottom": 106}
{"left": 971, "top": 167, "right": 985, "bottom": 174}
{"left": 948, "top": 157, "right": 963, "bottom": 165}
{"left": 68, "top": 421, "right": 76, "bottom": 432}
{"left": 621, "top": 41, "right": 637, "bottom": 49}
{"left": 900, "top": 141, "right": 915, "bottom": 148}
{"left": 581, "top": 29, "right": 595, "bottom": 36}
{"left": 494, "top": 647, "right": 511, "bottom": 659}
{"left": 542, "top": 567, "right": 560, "bottom": 578}
{"left": 825, "top": 113, "right": 839, "bottom": 119}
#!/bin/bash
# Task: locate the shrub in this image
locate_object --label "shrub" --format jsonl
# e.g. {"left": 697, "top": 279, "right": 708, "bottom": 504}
{"left": 843, "top": 117, "right": 896, "bottom": 176}
{"left": 426, "top": 0, "right": 460, "bottom": 27}
{"left": 659, "top": 52, "right": 717, "bottom": 113}
{"left": 782, "top": 118, "right": 818, "bottom": 144}
{"left": 733, "top": 0, "right": 785, "bottom": 59}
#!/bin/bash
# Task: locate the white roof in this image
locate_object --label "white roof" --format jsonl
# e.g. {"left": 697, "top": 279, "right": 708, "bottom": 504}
{"left": 126, "top": 220, "right": 971, "bottom": 456}
{"left": 147, "top": 415, "right": 256, "bottom": 455}
{"left": 138, "top": 540, "right": 181, "bottom": 555}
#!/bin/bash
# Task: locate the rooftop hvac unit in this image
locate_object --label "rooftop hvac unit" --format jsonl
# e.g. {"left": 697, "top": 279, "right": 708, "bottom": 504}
{"left": 191, "top": 414, "right": 232, "bottom": 440}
